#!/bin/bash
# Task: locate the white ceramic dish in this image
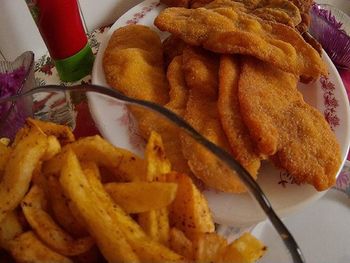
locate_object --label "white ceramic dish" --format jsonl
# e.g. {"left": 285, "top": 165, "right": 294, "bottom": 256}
{"left": 90, "top": 0, "right": 350, "bottom": 226}
{"left": 251, "top": 174, "right": 350, "bottom": 263}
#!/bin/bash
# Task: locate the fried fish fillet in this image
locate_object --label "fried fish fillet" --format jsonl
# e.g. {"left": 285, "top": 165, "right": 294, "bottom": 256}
{"left": 165, "top": 55, "right": 189, "bottom": 116}
{"left": 238, "top": 57, "right": 341, "bottom": 191}
{"left": 103, "top": 24, "right": 169, "bottom": 104}
{"left": 289, "top": 0, "right": 313, "bottom": 33}
{"left": 103, "top": 25, "right": 191, "bottom": 174}
{"left": 164, "top": 55, "right": 192, "bottom": 174}
{"left": 204, "top": 0, "right": 301, "bottom": 27}
{"left": 218, "top": 55, "right": 262, "bottom": 178}
{"left": 154, "top": 6, "right": 327, "bottom": 78}
{"left": 181, "top": 46, "right": 247, "bottom": 193}
{"left": 162, "top": 35, "right": 187, "bottom": 68}
{"left": 161, "top": 0, "right": 190, "bottom": 7}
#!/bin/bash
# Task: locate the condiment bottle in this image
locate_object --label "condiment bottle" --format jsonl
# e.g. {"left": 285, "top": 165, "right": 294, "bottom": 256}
{"left": 26, "top": 0, "right": 94, "bottom": 82}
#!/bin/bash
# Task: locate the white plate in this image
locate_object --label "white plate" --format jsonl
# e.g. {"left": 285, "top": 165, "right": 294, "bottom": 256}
{"left": 90, "top": 0, "right": 350, "bottom": 225}
{"left": 251, "top": 178, "right": 350, "bottom": 263}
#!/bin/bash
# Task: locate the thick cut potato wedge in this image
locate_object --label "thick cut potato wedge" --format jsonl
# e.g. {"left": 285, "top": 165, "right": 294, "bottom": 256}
{"left": 0, "top": 143, "right": 10, "bottom": 177}
{"left": 0, "top": 211, "right": 23, "bottom": 250}
{"left": 145, "top": 131, "right": 172, "bottom": 181}
{"left": 27, "top": 118, "right": 75, "bottom": 145}
{"left": 46, "top": 176, "right": 87, "bottom": 237}
{"left": 8, "top": 231, "right": 73, "bottom": 263}
{"left": 192, "top": 232, "right": 227, "bottom": 262}
{"left": 105, "top": 182, "right": 177, "bottom": 213}
{"left": 0, "top": 127, "right": 48, "bottom": 223}
{"left": 167, "top": 172, "right": 215, "bottom": 239}
{"left": 84, "top": 160, "right": 183, "bottom": 262}
{"left": 21, "top": 185, "right": 94, "bottom": 256}
{"left": 217, "top": 232, "right": 267, "bottom": 263}
{"left": 60, "top": 150, "right": 139, "bottom": 263}
{"left": 44, "top": 135, "right": 145, "bottom": 181}
{"left": 43, "top": 135, "right": 61, "bottom": 161}
{"left": 169, "top": 227, "right": 193, "bottom": 259}
{"left": 139, "top": 132, "right": 171, "bottom": 244}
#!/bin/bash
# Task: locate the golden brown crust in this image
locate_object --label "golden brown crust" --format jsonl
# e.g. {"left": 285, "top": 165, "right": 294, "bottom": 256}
{"left": 181, "top": 47, "right": 247, "bottom": 193}
{"left": 154, "top": 7, "right": 327, "bottom": 78}
{"left": 103, "top": 25, "right": 169, "bottom": 104}
{"left": 238, "top": 57, "right": 341, "bottom": 191}
{"left": 218, "top": 55, "right": 262, "bottom": 178}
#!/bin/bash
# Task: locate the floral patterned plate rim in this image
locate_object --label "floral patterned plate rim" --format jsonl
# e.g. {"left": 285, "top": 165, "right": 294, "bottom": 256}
{"left": 89, "top": 0, "right": 350, "bottom": 226}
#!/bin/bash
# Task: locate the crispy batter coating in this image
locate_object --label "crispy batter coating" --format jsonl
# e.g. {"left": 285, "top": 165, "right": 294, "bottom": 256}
{"left": 203, "top": 0, "right": 301, "bottom": 26}
{"left": 135, "top": 55, "right": 192, "bottom": 175}
{"left": 164, "top": 55, "right": 192, "bottom": 174}
{"left": 238, "top": 57, "right": 341, "bottom": 191}
{"left": 218, "top": 55, "right": 262, "bottom": 178}
{"left": 161, "top": 0, "right": 190, "bottom": 7}
{"left": 154, "top": 6, "right": 327, "bottom": 78}
{"left": 162, "top": 35, "right": 187, "bottom": 68}
{"left": 103, "top": 24, "right": 169, "bottom": 104}
{"left": 289, "top": 0, "right": 313, "bottom": 33}
{"left": 165, "top": 55, "right": 189, "bottom": 116}
{"left": 181, "top": 47, "right": 247, "bottom": 193}
{"left": 103, "top": 25, "right": 191, "bottom": 175}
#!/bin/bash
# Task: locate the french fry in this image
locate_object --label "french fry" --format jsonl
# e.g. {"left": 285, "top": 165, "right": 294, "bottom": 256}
{"left": 83, "top": 157, "right": 183, "bottom": 262}
{"left": 192, "top": 232, "right": 227, "bottom": 262}
{"left": 167, "top": 172, "right": 215, "bottom": 239}
{"left": 144, "top": 131, "right": 172, "bottom": 181}
{"left": 0, "top": 127, "right": 48, "bottom": 223}
{"left": 60, "top": 150, "right": 139, "bottom": 262}
{"left": 216, "top": 232, "right": 267, "bottom": 263}
{"left": 27, "top": 117, "right": 75, "bottom": 145}
{"left": 43, "top": 135, "right": 61, "bottom": 160}
{"left": 169, "top": 227, "right": 193, "bottom": 259}
{"left": 139, "top": 132, "right": 172, "bottom": 244}
{"left": 81, "top": 161, "right": 101, "bottom": 180}
{"left": 0, "top": 143, "right": 10, "bottom": 178}
{"left": 44, "top": 135, "right": 146, "bottom": 181}
{"left": 105, "top": 182, "right": 177, "bottom": 213}
{"left": 21, "top": 185, "right": 94, "bottom": 256}
{"left": 46, "top": 176, "right": 88, "bottom": 237}
{"left": 0, "top": 211, "right": 23, "bottom": 250}
{"left": 0, "top": 119, "right": 267, "bottom": 262}
{"left": 8, "top": 231, "right": 73, "bottom": 263}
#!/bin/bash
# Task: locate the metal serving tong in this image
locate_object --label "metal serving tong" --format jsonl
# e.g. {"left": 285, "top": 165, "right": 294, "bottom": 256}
{"left": 0, "top": 84, "right": 306, "bottom": 263}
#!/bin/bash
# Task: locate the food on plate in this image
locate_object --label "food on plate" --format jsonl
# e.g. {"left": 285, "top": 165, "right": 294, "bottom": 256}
{"left": 8, "top": 231, "right": 73, "bottom": 263}
{"left": 154, "top": 5, "right": 327, "bottom": 78}
{"left": 21, "top": 185, "right": 94, "bottom": 256}
{"left": 105, "top": 181, "right": 178, "bottom": 213}
{"left": 104, "top": 24, "right": 191, "bottom": 175}
{"left": 0, "top": 211, "right": 23, "bottom": 250}
{"left": 218, "top": 55, "right": 263, "bottom": 178}
{"left": 238, "top": 57, "right": 341, "bottom": 190}
{"left": 0, "top": 126, "right": 48, "bottom": 223}
{"left": 181, "top": 46, "right": 247, "bottom": 193}
{"left": 0, "top": 119, "right": 266, "bottom": 262}
{"left": 289, "top": 0, "right": 313, "bottom": 33}
{"left": 165, "top": 55, "right": 189, "bottom": 116}
{"left": 103, "top": 24, "right": 169, "bottom": 104}
{"left": 203, "top": 0, "right": 301, "bottom": 27}
{"left": 102, "top": 0, "right": 341, "bottom": 194}
{"left": 162, "top": 35, "right": 187, "bottom": 67}
{"left": 161, "top": 0, "right": 321, "bottom": 56}
{"left": 217, "top": 232, "right": 266, "bottom": 262}
{"left": 161, "top": 0, "right": 190, "bottom": 8}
